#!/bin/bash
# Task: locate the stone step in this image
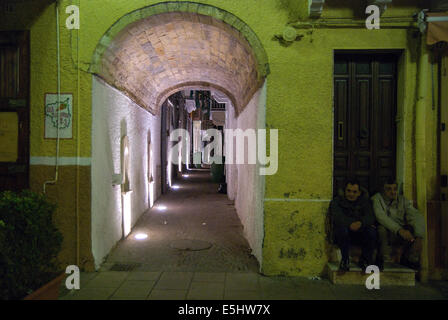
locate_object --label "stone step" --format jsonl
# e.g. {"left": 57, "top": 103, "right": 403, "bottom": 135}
{"left": 327, "top": 262, "right": 416, "bottom": 286}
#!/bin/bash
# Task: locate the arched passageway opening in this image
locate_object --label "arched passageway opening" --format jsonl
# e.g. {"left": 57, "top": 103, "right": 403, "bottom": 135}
{"left": 91, "top": 4, "right": 269, "bottom": 272}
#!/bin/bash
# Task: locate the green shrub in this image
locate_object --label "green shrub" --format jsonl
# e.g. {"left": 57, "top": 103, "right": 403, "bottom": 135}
{"left": 0, "top": 190, "right": 63, "bottom": 300}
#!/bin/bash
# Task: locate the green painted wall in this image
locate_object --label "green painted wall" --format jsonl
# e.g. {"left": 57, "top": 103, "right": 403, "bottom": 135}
{"left": 28, "top": 0, "right": 436, "bottom": 276}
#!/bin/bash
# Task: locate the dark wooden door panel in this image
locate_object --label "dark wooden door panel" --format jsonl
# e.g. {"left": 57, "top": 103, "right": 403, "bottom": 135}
{"left": 355, "top": 79, "right": 372, "bottom": 151}
{"left": 334, "top": 79, "right": 349, "bottom": 150}
{"left": 333, "top": 54, "right": 397, "bottom": 195}
{"left": 0, "top": 31, "right": 30, "bottom": 192}
{"left": 378, "top": 79, "right": 395, "bottom": 151}
{"left": 0, "top": 46, "right": 19, "bottom": 98}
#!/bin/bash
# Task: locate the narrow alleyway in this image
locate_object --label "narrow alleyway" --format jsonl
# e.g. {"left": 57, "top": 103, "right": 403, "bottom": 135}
{"left": 100, "top": 169, "right": 259, "bottom": 273}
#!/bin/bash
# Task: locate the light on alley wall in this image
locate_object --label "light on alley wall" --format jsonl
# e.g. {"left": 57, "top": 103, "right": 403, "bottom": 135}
{"left": 122, "top": 192, "right": 132, "bottom": 237}
{"left": 149, "top": 181, "right": 155, "bottom": 208}
{"left": 178, "top": 142, "right": 182, "bottom": 173}
{"left": 168, "top": 149, "right": 172, "bottom": 187}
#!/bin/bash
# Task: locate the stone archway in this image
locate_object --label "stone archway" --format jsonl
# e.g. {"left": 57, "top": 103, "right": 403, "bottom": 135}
{"left": 90, "top": 2, "right": 269, "bottom": 115}
{"left": 91, "top": 2, "right": 269, "bottom": 270}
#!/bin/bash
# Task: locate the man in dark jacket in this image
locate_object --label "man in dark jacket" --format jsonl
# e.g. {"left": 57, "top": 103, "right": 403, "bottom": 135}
{"left": 330, "top": 179, "right": 377, "bottom": 272}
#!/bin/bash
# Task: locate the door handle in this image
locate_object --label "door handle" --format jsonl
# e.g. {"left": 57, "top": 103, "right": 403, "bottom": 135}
{"left": 359, "top": 127, "right": 369, "bottom": 139}
{"left": 338, "top": 121, "right": 344, "bottom": 141}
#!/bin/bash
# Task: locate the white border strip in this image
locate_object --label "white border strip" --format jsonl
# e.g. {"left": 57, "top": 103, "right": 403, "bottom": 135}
{"left": 264, "top": 198, "right": 331, "bottom": 202}
{"left": 427, "top": 16, "right": 448, "bottom": 22}
{"left": 30, "top": 157, "right": 91, "bottom": 166}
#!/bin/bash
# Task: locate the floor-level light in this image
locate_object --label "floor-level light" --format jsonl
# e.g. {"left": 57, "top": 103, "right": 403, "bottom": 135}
{"left": 134, "top": 233, "right": 148, "bottom": 240}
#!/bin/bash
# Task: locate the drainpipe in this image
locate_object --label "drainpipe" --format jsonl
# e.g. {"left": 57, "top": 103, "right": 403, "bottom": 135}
{"left": 43, "top": 1, "right": 62, "bottom": 194}
{"left": 441, "top": 55, "right": 448, "bottom": 268}
{"left": 416, "top": 33, "right": 429, "bottom": 282}
{"left": 288, "top": 18, "right": 417, "bottom": 29}
{"left": 75, "top": 0, "right": 81, "bottom": 267}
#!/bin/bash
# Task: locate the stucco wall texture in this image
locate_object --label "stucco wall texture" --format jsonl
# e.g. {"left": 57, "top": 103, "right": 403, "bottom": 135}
{"left": 29, "top": 165, "right": 95, "bottom": 271}
{"left": 27, "top": 1, "right": 437, "bottom": 276}
{"left": 225, "top": 83, "right": 266, "bottom": 266}
{"left": 91, "top": 77, "right": 162, "bottom": 269}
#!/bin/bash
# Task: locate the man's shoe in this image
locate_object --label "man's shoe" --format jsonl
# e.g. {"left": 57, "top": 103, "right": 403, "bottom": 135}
{"left": 400, "top": 257, "right": 420, "bottom": 270}
{"left": 358, "top": 258, "right": 368, "bottom": 272}
{"left": 375, "top": 256, "right": 384, "bottom": 271}
{"left": 339, "top": 259, "right": 350, "bottom": 272}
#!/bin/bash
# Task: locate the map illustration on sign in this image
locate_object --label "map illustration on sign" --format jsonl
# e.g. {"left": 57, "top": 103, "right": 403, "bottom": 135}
{"left": 45, "top": 93, "right": 73, "bottom": 139}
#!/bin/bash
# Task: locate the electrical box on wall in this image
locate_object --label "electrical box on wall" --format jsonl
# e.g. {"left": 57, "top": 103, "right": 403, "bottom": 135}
{"left": 308, "top": 0, "right": 325, "bottom": 18}
{"left": 367, "top": 0, "right": 392, "bottom": 14}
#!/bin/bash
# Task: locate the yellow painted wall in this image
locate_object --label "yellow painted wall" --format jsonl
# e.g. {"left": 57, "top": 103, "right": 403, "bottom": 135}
{"left": 27, "top": 0, "right": 437, "bottom": 276}
{"left": 30, "top": 4, "right": 91, "bottom": 158}
{"left": 263, "top": 26, "right": 423, "bottom": 275}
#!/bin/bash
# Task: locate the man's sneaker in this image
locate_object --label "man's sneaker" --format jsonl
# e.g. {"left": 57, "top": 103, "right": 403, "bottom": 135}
{"left": 339, "top": 259, "right": 350, "bottom": 272}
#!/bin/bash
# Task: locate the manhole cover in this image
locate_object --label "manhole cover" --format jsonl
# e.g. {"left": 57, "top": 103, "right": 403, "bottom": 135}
{"left": 170, "top": 239, "right": 212, "bottom": 251}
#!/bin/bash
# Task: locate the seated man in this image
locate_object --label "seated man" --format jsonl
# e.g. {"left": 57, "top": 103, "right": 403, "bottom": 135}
{"left": 330, "top": 179, "right": 377, "bottom": 272}
{"left": 371, "top": 179, "right": 425, "bottom": 270}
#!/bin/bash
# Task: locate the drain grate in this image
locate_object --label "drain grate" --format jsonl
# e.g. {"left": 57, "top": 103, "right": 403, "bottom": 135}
{"left": 109, "top": 263, "right": 141, "bottom": 271}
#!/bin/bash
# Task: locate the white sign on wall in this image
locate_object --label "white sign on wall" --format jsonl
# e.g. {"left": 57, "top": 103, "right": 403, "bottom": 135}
{"left": 44, "top": 93, "right": 73, "bottom": 139}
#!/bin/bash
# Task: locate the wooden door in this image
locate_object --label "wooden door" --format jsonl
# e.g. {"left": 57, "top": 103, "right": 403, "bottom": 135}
{"left": 0, "top": 31, "right": 30, "bottom": 192}
{"left": 333, "top": 53, "right": 397, "bottom": 195}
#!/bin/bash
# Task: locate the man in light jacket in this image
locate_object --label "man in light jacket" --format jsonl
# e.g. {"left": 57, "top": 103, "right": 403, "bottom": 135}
{"left": 371, "top": 178, "right": 425, "bottom": 270}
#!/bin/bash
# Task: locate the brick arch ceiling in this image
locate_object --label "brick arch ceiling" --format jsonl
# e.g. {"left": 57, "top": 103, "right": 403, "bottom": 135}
{"left": 96, "top": 11, "right": 265, "bottom": 115}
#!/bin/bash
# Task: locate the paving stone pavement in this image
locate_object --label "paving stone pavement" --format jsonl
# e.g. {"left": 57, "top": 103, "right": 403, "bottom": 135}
{"left": 58, "top": 271, "right": 448, "bottom": 300}
{"left": 101, "top": 169, "right": 259, "bottom": 273}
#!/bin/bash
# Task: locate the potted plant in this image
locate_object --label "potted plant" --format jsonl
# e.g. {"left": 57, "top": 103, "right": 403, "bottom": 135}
{"left": 0, "top": 190, "right": 63, "bottom": 300}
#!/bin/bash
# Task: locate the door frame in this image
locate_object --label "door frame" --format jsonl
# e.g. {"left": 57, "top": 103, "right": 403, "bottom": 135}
{"left": 0, "top": 31, "right": 30, "bottom": 191}
{"left": 332, "top": 49, "right": 404, "bottom": 197}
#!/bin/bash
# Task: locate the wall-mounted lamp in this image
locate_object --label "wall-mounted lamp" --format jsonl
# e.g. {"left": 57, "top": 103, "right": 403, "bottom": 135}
{"left": 112, "top": 135, "right": 132, "bottom": 238}
{"left": 112, "top": 136, "right": 132, "bottom": 193}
